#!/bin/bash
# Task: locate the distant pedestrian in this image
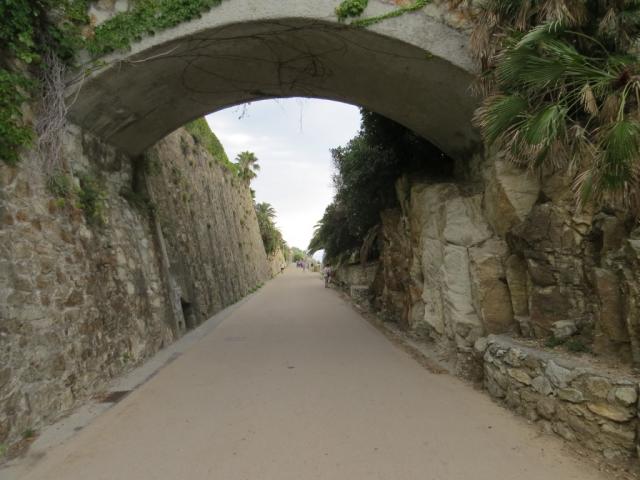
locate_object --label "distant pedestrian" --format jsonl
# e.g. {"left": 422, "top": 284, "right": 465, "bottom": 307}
{"left": 323, "top": 265, "right": 332, "bottom": 288}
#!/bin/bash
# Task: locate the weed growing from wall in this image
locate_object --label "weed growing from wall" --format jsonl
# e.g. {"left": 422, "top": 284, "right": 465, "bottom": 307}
{"left": 47, "top": 170, "right": 106, "bottom": 224}
{"left": 77, "top": 172, "right": 106, "bottom": 225}
{"left": 336, "top": 0, "right": 369, "bottom": 21}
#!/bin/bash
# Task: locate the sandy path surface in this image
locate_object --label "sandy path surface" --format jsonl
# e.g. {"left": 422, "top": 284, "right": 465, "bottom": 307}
{"left": 9, "top": 267, "right": 606, "bottom": 480}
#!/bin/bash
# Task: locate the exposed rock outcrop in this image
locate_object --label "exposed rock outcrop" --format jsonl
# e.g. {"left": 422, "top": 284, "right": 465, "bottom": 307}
{"left": 334, "top": 153, "right": 640, "bottom": 470}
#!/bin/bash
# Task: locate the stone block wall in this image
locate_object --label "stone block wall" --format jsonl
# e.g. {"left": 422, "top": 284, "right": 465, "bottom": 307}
{"left": 480, "top": 335, "right": 638, "bottom": 465}
{"left": 0, "top": 124, "right": 272, "bottom": 452}
{"left": 145, "top": 129, "right": 270, "bottom": 329}
{"left": 267, "top": 248, "right": 286, "bottom": 278}
{"left": 0, "top": 126, "right": 174, "bottom": 450}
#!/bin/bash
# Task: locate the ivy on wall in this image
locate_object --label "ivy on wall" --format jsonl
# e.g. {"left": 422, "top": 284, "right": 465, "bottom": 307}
{"left": 0, "top": 0, "right": 88, "bottom": 165}
{"left": 350, "top": 0, "right": 429, "bottom": 27}
{"left": 0, "top": 70, "right": 34, "bottom": 165}
{"left": 0, "top": 0, "right": 231, "bottom": 166}
{"left": 87, "top": 0, "right": 226, "bottom": 56}
{"left": 336, "top": 0, "right": 430, "bottom": 27}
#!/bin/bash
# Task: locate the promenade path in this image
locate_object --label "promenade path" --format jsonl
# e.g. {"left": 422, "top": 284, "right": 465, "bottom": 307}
{"left": 8, "top": 267, "right": 606, "bottom": 480}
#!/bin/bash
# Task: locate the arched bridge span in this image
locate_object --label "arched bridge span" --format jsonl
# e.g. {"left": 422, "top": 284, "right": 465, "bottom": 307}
{"left": 67, "top": 0, "right": 478, "bottom": 160}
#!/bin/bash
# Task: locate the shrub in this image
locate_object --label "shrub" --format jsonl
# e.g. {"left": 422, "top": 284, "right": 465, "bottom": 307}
{"left": 77, "top": 173, "right": 106, "bottom": 225}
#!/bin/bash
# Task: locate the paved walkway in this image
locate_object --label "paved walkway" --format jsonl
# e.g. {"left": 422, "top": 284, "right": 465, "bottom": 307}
{"left": 8, "top": 268, "right": 606, "bottom": 480}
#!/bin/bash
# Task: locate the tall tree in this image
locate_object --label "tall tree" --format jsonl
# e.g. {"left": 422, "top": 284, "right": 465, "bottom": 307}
{"left": 254, "top": 201, "right": 284, "bottom": 255}
{"left": 235, "top": 151, "right": 260, "bottom": 182}
{"left": 255, "top": 202, "right": 276, "bottom": 219}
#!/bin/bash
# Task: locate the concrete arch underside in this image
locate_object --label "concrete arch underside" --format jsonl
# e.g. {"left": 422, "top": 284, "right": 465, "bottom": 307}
{"left": 67, "top": 0, "right": 479, "bottom": 160}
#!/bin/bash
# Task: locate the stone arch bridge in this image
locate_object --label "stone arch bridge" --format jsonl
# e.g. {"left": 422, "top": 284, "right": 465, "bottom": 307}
{"left": 68, "top": 0, "right": 478, "bottom": 160}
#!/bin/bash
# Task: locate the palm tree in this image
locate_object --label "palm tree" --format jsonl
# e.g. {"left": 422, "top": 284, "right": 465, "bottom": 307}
{"left": 472, "top": 0, "right": 640, "bottom": 209}
{"left": 255, "top": 202, "right": 276, "bottom": 219}
{"left": 254, "top": 202, "right": 284, "bottom": 255}
{"left": 235, "top": 151, "right": 260, "bottom": 182}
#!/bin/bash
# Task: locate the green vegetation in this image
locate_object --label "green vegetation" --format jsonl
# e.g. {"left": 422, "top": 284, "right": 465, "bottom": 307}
{"left": 47, "top": 172, "right": 75, "bottom": 199}
{"left": 255, "top": 202, "right": 286, "bottom": 255}
{"left": 544, "top": 335, "right": 590, "bottom": 353}
{"left": 351, "top": 0, "right": 430, "bottom": 27}
{"left": 22, "top": 428, "right": 36, "bottom": 439}
{"left": 290, "top": 247, "right": 306, "bottom": 262}
{"left": 87, "top": 0, "right": 226, "bottom": 57}
{"left": 308, "top": 110, "right": 452, "bottom": 263}
{"left": 336, "top": 0, "right": 369, "bottom": 21}
{"left": 1, "top": 0, "right": 230, "bottom": 166}
{"left": 472, "top": 0, "right": 640, "bottom": 208}
{"left": 46, "top": 170, "right": 106, "bottom": 224}
{"left": 544, "top": 335, "right": 566, "bottom": 348}
{"left": 77, "top": 173, "right": 106, "bottom": 225}
{"left": 121, "top": 188, "right": 155, "bottom": 214}
{"left": 184, "top": 118, "right": 236, "bottom": 172}
{"left": 0, "top": 70, "right": 34, "bottom": 165}
{"left": 235, "top": 151, "right": 260, "bottom": 183}
{"left": 336, "top": 0, "right": 430, "bottom": 27}
{"left": 0, "top": 0, "right": 88, "bottom": 165}
{"left": 566, "top": 338, "right": 590, "bottom": 353}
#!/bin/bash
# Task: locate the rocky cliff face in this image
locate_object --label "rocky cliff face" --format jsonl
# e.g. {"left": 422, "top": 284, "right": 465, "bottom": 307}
{"left": 335, "top": 153, "right": 640, "bottom": 468}
{"left": 0, "top": 124, "right": 272, "bottom": 453}
{"left": 345, "top": 155, "right": 637, "bottom": 369}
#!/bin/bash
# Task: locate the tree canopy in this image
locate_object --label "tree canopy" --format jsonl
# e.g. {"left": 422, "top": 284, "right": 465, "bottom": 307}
{"left": 235, "top": 151, "right": 260, "bottom": 183}
{"left": 308, "top": 110, "right": 452, "bottom": 263}
{"left": 255, "top": 201, "right": 285, "bottom": 256}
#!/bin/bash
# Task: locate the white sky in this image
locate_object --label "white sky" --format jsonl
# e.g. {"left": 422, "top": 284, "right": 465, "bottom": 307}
{"left": 206, "top": 99, "right": 361, "bottom": 250}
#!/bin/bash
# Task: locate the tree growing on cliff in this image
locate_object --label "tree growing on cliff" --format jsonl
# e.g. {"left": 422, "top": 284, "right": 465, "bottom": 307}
{"left": 308, "top": 202, "right": 359, "bottom": 263}
{"left": 235, "top": 151, "right": 260, "bottom": 183}
{"left": 255, "top": 202, "right": 276, "bottom": 220}
{"left": 255, "top": 202, "right": 285, "bottom": 255}
{"left": 308, "top": 110, "right": 452, "bottom": 263}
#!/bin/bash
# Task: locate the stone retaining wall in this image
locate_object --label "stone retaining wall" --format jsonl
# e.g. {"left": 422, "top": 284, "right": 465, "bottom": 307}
{"left": 0, "top": 124, "right": 271, "bottom": 455}
{"left": 145, "top": 129, "right": 270, "bottom": 329}
{"left": 479, "top": 335, "right": 638, "bottom": 467}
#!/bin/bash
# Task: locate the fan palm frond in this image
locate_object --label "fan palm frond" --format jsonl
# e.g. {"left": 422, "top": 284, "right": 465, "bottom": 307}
{"left": 474, "top": 94, "right": 529, "bottom": 145}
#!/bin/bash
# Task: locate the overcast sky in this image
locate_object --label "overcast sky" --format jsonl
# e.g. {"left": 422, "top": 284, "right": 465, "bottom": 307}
{"left": 206, "top": 99, "right": 361, "bottom": 250}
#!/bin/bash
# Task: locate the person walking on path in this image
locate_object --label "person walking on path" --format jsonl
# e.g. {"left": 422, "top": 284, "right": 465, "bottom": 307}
{"left": 323, "top": 265, "right": 332, "bottom": 288}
